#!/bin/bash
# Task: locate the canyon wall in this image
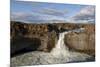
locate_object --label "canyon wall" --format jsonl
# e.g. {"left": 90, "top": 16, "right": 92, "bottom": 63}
{"left": 11, "top": 21, "right": 95, "bottom": 55}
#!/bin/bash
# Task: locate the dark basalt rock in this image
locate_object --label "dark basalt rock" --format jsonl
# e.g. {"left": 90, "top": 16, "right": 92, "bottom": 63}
{"left": 11, "top": 36, "right": 41, "bottom": 57}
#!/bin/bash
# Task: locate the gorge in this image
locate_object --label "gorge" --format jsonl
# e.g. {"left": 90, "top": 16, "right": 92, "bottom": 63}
{"left": 11, "top": 21, "right": 95, "bottom": 66}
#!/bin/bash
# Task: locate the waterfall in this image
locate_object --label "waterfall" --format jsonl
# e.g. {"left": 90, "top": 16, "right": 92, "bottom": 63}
{"left": 11, "top": 28, "right": 93, "bottom": 66}
{"left": 56, "top": 32, "right": 68, "bottom": 49}
{"left": 51, "top": 28, "right": 85, "bottom": 58}
{"left": 51, "top": 31, "right": 69, "bottom": 57}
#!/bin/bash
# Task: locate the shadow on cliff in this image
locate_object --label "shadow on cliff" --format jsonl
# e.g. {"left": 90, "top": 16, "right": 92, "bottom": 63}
{"left": 11, "top": 36, "right": 41, "bottom": 57}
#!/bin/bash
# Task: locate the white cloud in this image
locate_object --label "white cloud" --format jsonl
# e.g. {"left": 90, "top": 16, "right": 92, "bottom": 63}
{"left": 10, "top": 11, "right": 67, "bottom": 23}
{"left": 70, "top": 6, "right": 95, "bottom": 23}
{"left": 38, "top": 8, "right": 68, "bottom": 17}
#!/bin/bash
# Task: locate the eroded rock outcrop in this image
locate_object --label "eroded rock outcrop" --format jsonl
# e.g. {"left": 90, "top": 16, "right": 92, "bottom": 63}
{"left": 11, "top": 21, "right": 95, "bottom": 56}
{"left": 64, "top": 24, "right": 95, "bottom": 55}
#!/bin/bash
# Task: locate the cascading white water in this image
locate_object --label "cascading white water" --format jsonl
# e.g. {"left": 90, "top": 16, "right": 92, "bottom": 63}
{"left": 51, "top": 28, "right": 85, "bottom": 58}
{"left": 51, "top": 31, "right": 70, "bottom": 58}
{"left": 55, "top": 32, "right": 68, "bottom": 49}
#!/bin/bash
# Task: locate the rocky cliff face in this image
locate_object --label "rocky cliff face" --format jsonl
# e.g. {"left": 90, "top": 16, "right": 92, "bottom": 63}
{"left": 11, "top": 21, "right": 57, "bottom": 54}
{"left": 11, "top": 21, "right": 95, "bottom": 56}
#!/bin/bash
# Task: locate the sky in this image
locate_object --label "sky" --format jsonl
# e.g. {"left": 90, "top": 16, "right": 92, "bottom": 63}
{"left": 10, "top": 0, "right": 95, "bottom": 23}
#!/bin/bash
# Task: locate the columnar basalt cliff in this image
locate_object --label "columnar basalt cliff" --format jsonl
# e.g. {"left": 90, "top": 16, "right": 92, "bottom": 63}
{"left": 11, "top": 21, "right": 95, "bottom": 56}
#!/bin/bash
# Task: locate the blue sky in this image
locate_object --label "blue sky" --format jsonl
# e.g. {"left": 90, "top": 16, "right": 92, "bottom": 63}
{"left": 11, "top": 0, "right": 95, "bottom": 23}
